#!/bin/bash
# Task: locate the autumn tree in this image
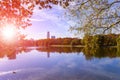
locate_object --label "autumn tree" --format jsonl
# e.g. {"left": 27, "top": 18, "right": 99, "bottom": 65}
{"left": 0, "top": 0, "right": 34, "bottom": 29}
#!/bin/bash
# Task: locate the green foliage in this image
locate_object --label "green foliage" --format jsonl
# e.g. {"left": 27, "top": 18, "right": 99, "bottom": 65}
{"left": 116, "top": 36, "right": 120, "bottom": 54}
{"left": 83, "top": 47, "right": 118, "bottom": 60}
{"left": 82, "top": 35, "right": 100, "bottom": 49}
{"left": 116, "top": 36, "right": 120, "bottom": 48}
{"left": 82, "top": 34, "right": 118, "bottom": 49}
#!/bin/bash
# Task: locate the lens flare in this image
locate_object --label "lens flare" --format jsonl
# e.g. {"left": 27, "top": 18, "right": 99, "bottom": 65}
{"left": 1, "top": 25, "right": 17, "bottom": 42}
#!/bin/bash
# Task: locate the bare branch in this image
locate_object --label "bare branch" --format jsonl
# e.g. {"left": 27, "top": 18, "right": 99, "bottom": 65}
{"left": 96, "top": 1, "right": 120, "bottom": 16}
{"left": 92, "top": 16, "right": 120, "bottom": 20}
{"left": 103, "top": 20, "right": 120, "bottom": 34}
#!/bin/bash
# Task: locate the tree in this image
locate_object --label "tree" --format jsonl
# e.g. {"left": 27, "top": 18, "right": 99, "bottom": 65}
{"left": 66, "top": 0, "right": 120, "bottom": 35}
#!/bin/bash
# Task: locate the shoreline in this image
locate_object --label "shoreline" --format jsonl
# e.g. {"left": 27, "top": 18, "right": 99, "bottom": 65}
{"left": 50, "top": 45, "right": 117, "bottom": 48}
{"left": 50, "top": 45, "right": 84, "bottom": 48}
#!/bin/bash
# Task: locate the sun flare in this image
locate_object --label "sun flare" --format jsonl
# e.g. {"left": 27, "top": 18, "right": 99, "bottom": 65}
{"left": 1, "top": 25, "right": 17, "bottom": 41}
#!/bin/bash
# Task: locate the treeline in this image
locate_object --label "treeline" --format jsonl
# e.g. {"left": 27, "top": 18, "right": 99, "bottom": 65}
{"left": 36, "top": 34, "right": 120, "bottom": 48}
{"left": 36, "top": 38, "right": 82, "bottom": 47}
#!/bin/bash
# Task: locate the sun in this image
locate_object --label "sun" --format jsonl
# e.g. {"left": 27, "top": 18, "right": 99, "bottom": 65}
{"left": 1, "top": 25, "right": 17, "bottom": 41}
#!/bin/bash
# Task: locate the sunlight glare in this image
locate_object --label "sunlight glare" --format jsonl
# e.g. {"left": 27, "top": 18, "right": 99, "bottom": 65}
{"left": 1, "top": 25, "right": 17, "bottom": 41}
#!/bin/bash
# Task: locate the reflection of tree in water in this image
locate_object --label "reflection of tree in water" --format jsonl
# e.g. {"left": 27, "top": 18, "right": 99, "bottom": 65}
{"left": 37, "top": 47, "right": 120, "bottom": 60}
{"left": 117, "top": 47, "right": 120, "bottom": 57}
{"left": 83, "top": 47, "right": 119, "bottom": 60}
{"left": 0, "top": 47, "right": 32, "bottom": 60}
{"left": 36, "top": 47, "right": 83, "bottom": 58}
{"left": 1, "top": 47, "right": 120, "bottom": 60}
{"left": 36, "top": 47, "right": 83, "bottom": 54}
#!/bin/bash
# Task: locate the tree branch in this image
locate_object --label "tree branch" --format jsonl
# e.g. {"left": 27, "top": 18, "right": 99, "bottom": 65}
{"left": 103, "top": 20, "right": 120, "bottom": 34}
{"left": 78, "top": 0, "right": 90, "bottom": 9}
{"left": 92, "top": 16, "right": 120, "bottom": 20}
{"left": 94, "top": 0, "right": 120, "bottom": 20}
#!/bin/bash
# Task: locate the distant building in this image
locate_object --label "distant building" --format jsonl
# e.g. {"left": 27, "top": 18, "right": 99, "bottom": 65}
{"left": 51, "top": 36, "right": 55, "bottom": 39}
{"left": 47, "top": 31, "right": 50, "bottom": 39}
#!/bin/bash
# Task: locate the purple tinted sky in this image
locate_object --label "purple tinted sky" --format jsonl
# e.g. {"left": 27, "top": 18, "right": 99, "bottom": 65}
{"left": 21, "top": 5, "right": 78, "bottom": 40}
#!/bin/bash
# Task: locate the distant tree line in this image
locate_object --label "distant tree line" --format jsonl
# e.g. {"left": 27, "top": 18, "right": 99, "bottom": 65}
{"left": 36, "top": 38, "right": 82, "bottom": 47}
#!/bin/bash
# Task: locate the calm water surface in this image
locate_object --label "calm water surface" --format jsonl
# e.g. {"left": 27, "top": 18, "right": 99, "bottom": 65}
{"left": 0, "top": 47, "right": 120, "bottom": 80}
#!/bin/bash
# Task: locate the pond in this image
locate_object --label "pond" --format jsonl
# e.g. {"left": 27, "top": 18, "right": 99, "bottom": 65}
{"left": 0, "top": 47, "right": 120, "bottom": 80}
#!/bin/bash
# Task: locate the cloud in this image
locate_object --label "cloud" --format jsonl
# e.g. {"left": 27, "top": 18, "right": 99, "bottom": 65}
{"left": 21, "top": 4, "right": 76, "bottom": 39}
{"left": 33, "top": 5, "right": 65, "bottom": 22}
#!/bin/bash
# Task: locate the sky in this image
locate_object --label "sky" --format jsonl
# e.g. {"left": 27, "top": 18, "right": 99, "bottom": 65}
{"left": 21, "top": 5, "right": 78, "bottom": 40}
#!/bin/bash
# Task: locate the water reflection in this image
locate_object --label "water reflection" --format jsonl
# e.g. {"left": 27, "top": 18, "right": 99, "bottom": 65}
{"left": 36, "top": 47, "right": 120, "bottom": 60}
{"left": 0, "top": 47, "right": 120, "bottom": 60}
{"left": 0, "top": 47, "right": 32, "bottom": 60}
{"left": 83, "top": 47, "right": 120, "bottom": 60}
{"left": 0, "top": 47, "right": 120, "bottom": 80}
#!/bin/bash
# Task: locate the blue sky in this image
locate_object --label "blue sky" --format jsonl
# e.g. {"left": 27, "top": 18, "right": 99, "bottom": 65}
{"left": 21, "top": 5, "right": 77, "bottom": 40}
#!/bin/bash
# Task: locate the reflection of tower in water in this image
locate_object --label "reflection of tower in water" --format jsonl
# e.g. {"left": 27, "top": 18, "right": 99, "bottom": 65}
{"left": 47, "top": 52, "right": 50, "bottom": 58}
